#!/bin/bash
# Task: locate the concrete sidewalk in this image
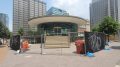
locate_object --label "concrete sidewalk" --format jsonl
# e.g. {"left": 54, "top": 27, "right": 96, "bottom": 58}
{"left": 0, "top": 42, "right": 120, "bottom": 67}
{"left": 0, "top": 45, "right": 8, "bottom": 63}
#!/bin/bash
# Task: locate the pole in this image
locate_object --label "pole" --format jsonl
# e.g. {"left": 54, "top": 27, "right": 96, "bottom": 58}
{"left": 118, "top": 30, "right": 120, "bottom": 42}
{"left": 41, "top": 34, "right": 43, "bottom": 55}
{"left": 84, "top": 32, "right": 87, "bottom": 56}
{"left": 61, "top": 42, "right": 62, "bottom": 56}
{"left": 34, "top": 32, "right": 35, "bottom": 44}
{"left": 41, "top": 34, "right": 44, "bottom": 55}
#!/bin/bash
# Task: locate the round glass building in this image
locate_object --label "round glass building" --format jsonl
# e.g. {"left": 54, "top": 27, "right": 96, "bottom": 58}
{"left": 28, "top": 16, "right": 87, "bottom": 36}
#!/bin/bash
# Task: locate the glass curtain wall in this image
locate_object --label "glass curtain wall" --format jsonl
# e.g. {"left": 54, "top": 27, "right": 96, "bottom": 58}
{"left": 37, "top": 22, "right": 78, "bottom": 36}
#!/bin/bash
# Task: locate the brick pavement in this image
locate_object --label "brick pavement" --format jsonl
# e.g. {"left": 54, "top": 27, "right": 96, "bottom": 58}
{"left": 0, "top": 42, "right": 120, "bottom": 67}
{"left": 0, "top": 45, "right": 8, "bottom": 63}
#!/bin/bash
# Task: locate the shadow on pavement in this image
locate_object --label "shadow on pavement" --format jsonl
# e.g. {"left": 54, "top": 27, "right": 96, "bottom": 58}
{"left": 22, "top": 52, "right": 79, "bottom": 56}
{"left": 23, "top": 52, "right": 41, "bottom": 55}
{"left": 111, "top": 46, "right": 120, "bottom": 50}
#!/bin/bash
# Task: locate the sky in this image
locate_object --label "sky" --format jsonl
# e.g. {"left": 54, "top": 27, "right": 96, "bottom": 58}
{"left": 0, "top": 0, "right": 92, "bottom": 32}
{"left": 0, "top": 0, "right": 13, "bottom": 31}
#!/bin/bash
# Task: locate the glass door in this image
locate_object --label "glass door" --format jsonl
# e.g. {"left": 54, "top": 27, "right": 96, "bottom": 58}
{"left": 54, "top": 27, "right": 62, "bottom": 35}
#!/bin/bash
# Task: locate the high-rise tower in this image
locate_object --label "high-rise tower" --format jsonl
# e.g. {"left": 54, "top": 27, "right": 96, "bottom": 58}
{"left": 90, "top": 0, "right": 120, "bottom": 29}
{"left": 13, "top": 0, "right": 46, "bottom": 35}
{"left": 0, "top": 13, "right": 9, "bottom": 28}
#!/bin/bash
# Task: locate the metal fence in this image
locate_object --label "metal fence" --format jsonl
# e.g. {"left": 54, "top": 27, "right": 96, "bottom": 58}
{"left": 21, "top": 35, "right": 44, "bottom": 44}
{"left": 10, "top": 32, "right": 106, "bottom": 55}
{"left": 68, "top": 32, "right": 85, "bottom": 42}
{"left": 84, "top": 32, "right": 106, "bottom": 53}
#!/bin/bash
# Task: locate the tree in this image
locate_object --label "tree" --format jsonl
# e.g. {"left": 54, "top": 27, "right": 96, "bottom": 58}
{"left": 18, "top": 27, "right": 24, "bottom": 36}
{"left": 7, "top": 32, "right": 12, "bottom": 38}
{"left": 92, "top": 27, "right": 99, "bottom": 32}
{"left": 28, "top": 30, "right": 39, "bottom": 36}
{"left": 0, "top": 21, "right": 10, "bottom": 38}
{"left": 0, "top": 21, "right": 4, "bottom": 38}
{"left": 28, "top": 30, "right": 34, "bottom": 35}
{"left": 97, "top": 16, "right": 120, "bottom": 42}
{"left": 92, "top": 22, "right": 101, "bottom": 32}
{"left": 0, "top": 21, "right": 11, "bottom": 45}
{"left": 3, "top": 27, "right": 10, "bottom": 38}
{"left": 98, "top": 16, "right": 119, "bottom": 35}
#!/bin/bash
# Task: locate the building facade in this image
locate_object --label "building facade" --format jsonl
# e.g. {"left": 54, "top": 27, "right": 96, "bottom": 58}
{"left": 28, "top": 16, "right": 87, "bottom": 36}
{"left": 0, "top": 13, "right": 9, "bottom": 28}
{"left": 13, "top": 0, "right": 46, "bottom": 35}
{"left": 28, "top": 7, "right": 89, "bottom": 35}
{"left": 90, "top": 0, "right": 120, "bottom": 29}
{"left": 47, "top": 7, "right": 69, "bottom": 16}
{"left": 78, "top": 22, "right": 90, "bottom": 32}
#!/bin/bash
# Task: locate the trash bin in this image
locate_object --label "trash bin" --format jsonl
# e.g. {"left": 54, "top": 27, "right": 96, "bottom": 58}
{"left": 75, "top": 39, "right": 85, "bottom": 54}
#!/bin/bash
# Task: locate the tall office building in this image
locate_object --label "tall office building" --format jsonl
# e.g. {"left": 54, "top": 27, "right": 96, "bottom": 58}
{"left": 13, "top": 0, "right": 46, "bottom": 35}
{"left": 0, "top": 13, "right": 9, "bottom": 28}
{"left": 47, "top": 7, "right": 69, "bottom": 16}
{"left": 90, "top": 0, "right": 120, "bottom": 29}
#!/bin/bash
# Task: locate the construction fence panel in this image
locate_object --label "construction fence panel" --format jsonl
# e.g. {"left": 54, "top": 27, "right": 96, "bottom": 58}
{"left": 85, "top": 32, "right": 106, "bottom": 53}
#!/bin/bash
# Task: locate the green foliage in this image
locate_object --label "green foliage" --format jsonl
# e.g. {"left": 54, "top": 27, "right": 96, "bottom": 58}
{"left": 8, "top": 32, "right": 12, "bottom": 38}
{"left": 0, "top": 21, "right": 10, "bottom": 38}
{"left": 92, "top": 27, "right": 98, "bottom": 32}
{"left": 18, "top": 27, "right": 24, "bottom": 36}
{"left": 28, "top": 30, "right": 34, "bottom": 35}
{"left": 0, "top": 22, "right": 4, "bottom": 37}
{"left": 98, "top": 16, "right": 119, "bottom": 35}
{"left": 28, "top": 30, "right": 39, "bottom": 36}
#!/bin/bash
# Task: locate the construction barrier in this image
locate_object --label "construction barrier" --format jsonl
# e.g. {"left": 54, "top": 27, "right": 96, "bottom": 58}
{"left": 10, "top": 35, "right": 20, "bottom": 50}
{"left": 85, "top": 32, "right": 106, "bottom": 53}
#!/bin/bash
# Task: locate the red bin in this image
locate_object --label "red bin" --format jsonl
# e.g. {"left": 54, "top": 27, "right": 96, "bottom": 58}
{"left": 75, "top": 39, "right": 84, "bottom": 54}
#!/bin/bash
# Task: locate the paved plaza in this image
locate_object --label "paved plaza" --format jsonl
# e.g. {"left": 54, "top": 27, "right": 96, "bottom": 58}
{"left": 0, "top": 42, "right": 120, "bottom": 67}
{"left": 0, "top": 45, "right": 8, "bottom": 63}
